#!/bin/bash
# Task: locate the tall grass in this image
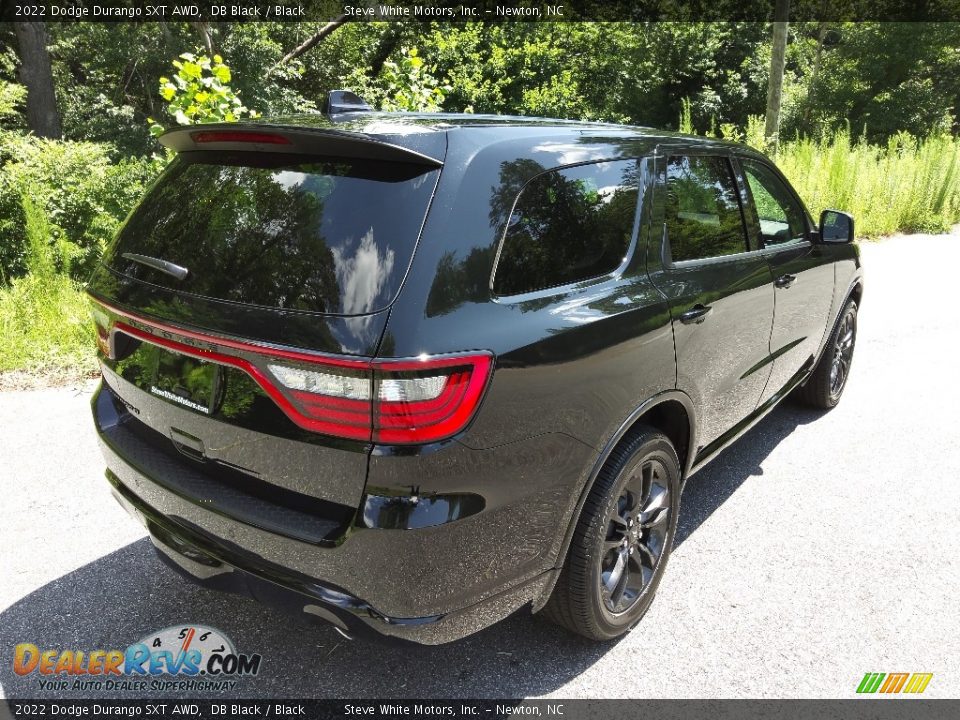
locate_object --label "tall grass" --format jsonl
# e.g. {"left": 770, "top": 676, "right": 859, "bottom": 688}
{"left": 775, "top": 129, "right": 960, "bottom": 237}
{"left": 0, "top": 194, "right": 96, "bottom": 383}
{"left": 694, "top": 108, "right": 960, "bottom": 237}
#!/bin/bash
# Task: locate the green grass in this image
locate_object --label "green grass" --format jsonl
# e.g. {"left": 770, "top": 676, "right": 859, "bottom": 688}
{"left": 776, "top": 130, "right": 960, "bottom": 237}
{"left": 0, "top": 193, "right": 96, "bottom": 385}
{"left": 0, "top": 273, "right": 96, "bottom": 381}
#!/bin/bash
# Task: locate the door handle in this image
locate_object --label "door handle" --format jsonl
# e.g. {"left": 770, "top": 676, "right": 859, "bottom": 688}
{"left": 775, "top": 273, "right": 797, "bottom": 289}
{"left": 679, "top": 304, "right": 712, "bottom": 325}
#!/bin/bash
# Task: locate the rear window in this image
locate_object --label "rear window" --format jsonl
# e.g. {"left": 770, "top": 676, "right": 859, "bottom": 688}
{"left": 106, "top": 152, "right": 439, "bottom": 315}
{"left": 492, "top": 160, "right": 640, "bottom": 296}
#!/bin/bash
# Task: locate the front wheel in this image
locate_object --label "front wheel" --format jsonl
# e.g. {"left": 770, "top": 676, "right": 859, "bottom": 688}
{"left": 795, "top": 300, "right": 858, "bottom": 409}
{"left": 543, "top": 427, "right": 681, "bottom": 641}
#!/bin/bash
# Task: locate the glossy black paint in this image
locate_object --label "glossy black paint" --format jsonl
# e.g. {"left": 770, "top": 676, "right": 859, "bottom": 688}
{"left": 87, "top": 112, "right": 864, "bottom": 643}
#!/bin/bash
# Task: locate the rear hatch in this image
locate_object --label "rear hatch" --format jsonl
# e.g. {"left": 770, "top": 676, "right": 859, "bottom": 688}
{"left": 88, "top": 123, "right": 445, "bottom": 532}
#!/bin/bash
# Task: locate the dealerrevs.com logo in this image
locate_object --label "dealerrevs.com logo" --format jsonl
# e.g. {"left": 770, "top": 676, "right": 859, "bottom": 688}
{"left": 13, "top": 625, "right": 262, "bottom": 693}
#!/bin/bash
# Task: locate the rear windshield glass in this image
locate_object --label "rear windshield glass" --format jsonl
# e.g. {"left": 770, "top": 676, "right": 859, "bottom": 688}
{"left": 106, "top": 152, "right": 439, "bottom": 315}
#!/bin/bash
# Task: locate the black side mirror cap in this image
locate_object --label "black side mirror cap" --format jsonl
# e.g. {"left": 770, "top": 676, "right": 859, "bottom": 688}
{"left": 819, "top": 209, "right": 855, "bottom": 243}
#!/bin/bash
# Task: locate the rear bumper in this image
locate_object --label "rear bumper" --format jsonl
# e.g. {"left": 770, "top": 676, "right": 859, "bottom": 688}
{"left": 106, "top": 469, "right": 548, "bottom": 645}
{"left": 92, "top": 382, "right": 576, "bottom": 644}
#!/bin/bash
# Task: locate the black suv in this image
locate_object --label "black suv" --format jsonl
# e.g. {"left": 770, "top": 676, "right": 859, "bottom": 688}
{"left": 87, "top": 104, "right": 863, "bottom": 644}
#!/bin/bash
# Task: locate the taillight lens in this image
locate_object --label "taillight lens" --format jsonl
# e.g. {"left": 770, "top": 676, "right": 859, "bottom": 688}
{"left": 267, "top": 355, "right": 492, "bottom": 444}
{"left": 372, "top": 358, "right": 491, "bottom": 444}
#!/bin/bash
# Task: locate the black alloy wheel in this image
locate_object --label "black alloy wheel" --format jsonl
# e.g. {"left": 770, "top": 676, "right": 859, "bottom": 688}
{"left": 543, "top": 426, "right": 681, "bottom": 640}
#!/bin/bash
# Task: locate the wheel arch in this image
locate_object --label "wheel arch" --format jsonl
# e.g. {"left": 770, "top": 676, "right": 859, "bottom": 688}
{"left": 533, "top": 390, "right": 697, "bottom": 612}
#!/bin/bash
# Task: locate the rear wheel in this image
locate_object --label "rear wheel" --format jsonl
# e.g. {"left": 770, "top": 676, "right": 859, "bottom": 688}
{"left": 795, "top": 300, "right": 858, "bottom": 409}
{"left": 544, "top": 427, "right": 681, "bottom": 641}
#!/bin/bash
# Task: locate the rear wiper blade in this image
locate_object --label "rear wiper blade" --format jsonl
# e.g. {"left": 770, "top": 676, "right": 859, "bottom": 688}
{"left": 121, "top": 253, "right": 189, "bottom": 281}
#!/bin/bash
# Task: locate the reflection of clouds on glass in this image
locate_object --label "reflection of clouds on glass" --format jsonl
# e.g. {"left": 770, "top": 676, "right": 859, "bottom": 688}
{"left": 274, "top": 170, "right": 307, "bottom": 190}
{"left": 332, "top": 229, "right": 396, "bottom": 340}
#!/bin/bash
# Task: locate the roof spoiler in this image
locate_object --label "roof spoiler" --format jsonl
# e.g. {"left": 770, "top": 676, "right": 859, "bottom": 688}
{"left": 158, "top": 122, "right": 443, "bottom": 167}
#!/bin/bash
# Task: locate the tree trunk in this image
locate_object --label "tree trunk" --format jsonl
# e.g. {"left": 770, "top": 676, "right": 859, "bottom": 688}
{"left": 13, "top": 22, "right": 62, "bottom": 139}
{"left": 192, "top": 22, "right": 215, "bottom": 55}
{"left": 801, "top": 21, "right": 829, "bottom": 132}
{"left": 764, "top": 0, "right": 790, "bottom": 152}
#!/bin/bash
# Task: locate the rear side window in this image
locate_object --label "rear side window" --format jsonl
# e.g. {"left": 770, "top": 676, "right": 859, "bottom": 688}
{"left": 106, "top": 152, "right": 439, "bottom": 315}
{"left": 493, "top": 160, "right": 639, "bottom": 296}
{"left": 664, "top": 156, "right": 748, "bottom": 262}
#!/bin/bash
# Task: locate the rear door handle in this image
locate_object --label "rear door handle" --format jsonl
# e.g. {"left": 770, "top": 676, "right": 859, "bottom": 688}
{"left": 775, "top": 273, "right": 797, "bottom": 289}
{"left": 679, "top": 304, "right": 712, "bottom": 325}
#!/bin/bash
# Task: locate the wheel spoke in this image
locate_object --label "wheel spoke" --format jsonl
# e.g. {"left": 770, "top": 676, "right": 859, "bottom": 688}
{"left": 640, "top": 506, "right": 669, "bottom": 530}
{"left": 603, "top": 547, "right": 628, "bottom": 593}
{"left": 603, "top": 537, "right": 624, "bottom": 552}
{"left": 610, "top": 563, "right": 630, "bottom": 608}
{"left": 635, "top": 538, "right": 660, "bottom": 569}
{"left": 638, "top": 461, "right": 653, "bottom": 507}
{"left": 638, "top": 484, "right": 668, "bottom": 525}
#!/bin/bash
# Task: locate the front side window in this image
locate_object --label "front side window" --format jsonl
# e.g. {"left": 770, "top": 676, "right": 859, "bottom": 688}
{"left": 664, "top": 156, "right": 748, "bottom": 262}
{"left": 493, "top": 160, "right": 640, "bottom": 296}
{"left": 741, "top": 159, "right": 807, "bottom": 247}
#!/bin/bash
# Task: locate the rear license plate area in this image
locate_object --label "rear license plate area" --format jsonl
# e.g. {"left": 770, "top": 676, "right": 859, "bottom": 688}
{"left": 149, "top": 347, "right": 220, "bottom": 415}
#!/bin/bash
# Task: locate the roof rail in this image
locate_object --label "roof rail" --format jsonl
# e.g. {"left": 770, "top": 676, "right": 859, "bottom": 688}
{"left": 324, "top": 90, "right": 373, "bottom": 115}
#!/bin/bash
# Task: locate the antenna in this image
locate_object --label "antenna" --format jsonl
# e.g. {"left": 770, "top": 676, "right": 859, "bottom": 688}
{"left": 324, "top": 90, "right": 373, "bottom": 115}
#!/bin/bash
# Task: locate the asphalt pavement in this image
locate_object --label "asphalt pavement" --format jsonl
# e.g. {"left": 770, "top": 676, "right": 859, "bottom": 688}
{"left": 1, "top": 231, "right": 958, "bottom": 699}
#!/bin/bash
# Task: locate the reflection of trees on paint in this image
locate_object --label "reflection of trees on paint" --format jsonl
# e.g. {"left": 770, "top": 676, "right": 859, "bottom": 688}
{"left": 425, "top": 246, "right": 496, "bottom": 317}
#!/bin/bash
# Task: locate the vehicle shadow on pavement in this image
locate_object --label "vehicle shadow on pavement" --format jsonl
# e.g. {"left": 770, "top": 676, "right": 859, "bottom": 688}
{"left": 0, "top": 404, "right": 824, "bottom": 700}
{"left": 674, "top": 403, "right": 827, "bottom": 548}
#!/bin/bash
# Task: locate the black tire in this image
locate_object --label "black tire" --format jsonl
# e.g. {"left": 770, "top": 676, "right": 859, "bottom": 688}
{"left": 795, "top": 300, "right": 858, "bottom": 409}
{"left": 543, "top": 427, "right": 681, "bottom": 641}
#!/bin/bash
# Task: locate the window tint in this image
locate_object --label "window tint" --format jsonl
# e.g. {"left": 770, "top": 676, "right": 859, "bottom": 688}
{"left": 106, "top": 153, "right": 439, "bottom": 315}
{"left": 742, "top": 159, "right": 807, "bottom": 246}
{"left": 665, "top": 156, "right": 747, "bottom": 262}
{"left": 493, "top": 160, "right": 639, "bottom": 296}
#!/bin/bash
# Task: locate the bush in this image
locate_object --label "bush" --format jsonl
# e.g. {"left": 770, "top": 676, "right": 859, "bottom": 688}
{"left": 0, "top": 193, "right": 97, "bottom": 380}
{"left": 0, "top": 134, "right": 164, "bottom": 281}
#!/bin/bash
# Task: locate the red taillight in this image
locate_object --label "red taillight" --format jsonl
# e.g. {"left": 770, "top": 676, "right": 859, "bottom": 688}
{"left": 267, "top": 355, "right": 493, "bottom": 444}
{"left": 190, "top": 130, "right": 292, "bottom": 145}
{"left": 91, "top": 300, "right": 492, "bottom": 445}
{"left": 373, "top": 358, "right": 492, "bottom": 444}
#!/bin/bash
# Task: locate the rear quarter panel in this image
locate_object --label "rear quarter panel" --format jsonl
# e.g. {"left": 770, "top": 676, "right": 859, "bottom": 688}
{"left": 368, "top": 131, "right": 679, "bottom": 605}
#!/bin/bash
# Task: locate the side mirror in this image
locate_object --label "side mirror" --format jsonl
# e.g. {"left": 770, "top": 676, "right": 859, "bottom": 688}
{"left": 819, "top": 209, "right": 855, "bottom": 243}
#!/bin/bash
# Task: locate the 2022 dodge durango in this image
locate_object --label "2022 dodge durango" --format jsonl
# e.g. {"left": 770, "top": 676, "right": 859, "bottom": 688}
{"left": 87, "top": 98, "right": 863, "bottom": 644}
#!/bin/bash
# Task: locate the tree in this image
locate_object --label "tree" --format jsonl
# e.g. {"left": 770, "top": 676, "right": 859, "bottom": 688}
{"left": 13, "top": 22, "right": 61, "bottom": 138}
{"left": 764, "top": 0, "right": 790, "bottom": 150}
